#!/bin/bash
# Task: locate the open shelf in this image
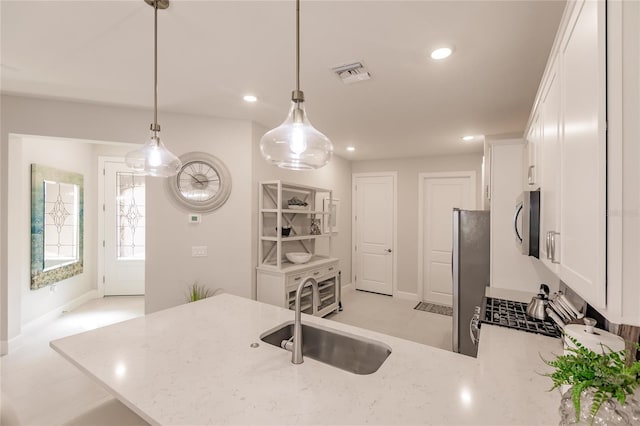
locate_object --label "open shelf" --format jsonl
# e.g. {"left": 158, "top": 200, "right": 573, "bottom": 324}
{"left": 258, "top": 180, "right": 334, "bottom": 269}
{"left": 257, "top": 180, "right": 339, "bottom": 318}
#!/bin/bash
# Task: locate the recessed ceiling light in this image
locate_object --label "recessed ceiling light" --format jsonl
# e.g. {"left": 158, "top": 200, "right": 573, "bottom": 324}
{"left": 431, "top": 47, "right": 453, "bottom": 60}
{"left": 243, "top": 95, "right": 257, "bottom": 103}
{"left": 346, "top": 146, "right": 356, "bottom": 152}
{"left": 462, "top": 135, "right": 475, "bottom": 141}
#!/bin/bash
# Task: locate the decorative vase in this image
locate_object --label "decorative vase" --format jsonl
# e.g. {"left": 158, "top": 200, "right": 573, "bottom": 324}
{"left": 310, "top": 219, "right": 321, "bottom": 235}
{"left": 559, "top": 387, "right": 640, "bottom": 425}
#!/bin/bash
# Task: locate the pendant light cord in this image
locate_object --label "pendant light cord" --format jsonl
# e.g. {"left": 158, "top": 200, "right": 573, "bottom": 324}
{"left": 292, "top": 0, "right": 303, "bottom": 103}
{"left": 296, "top": 0, "right": 300, "bottom": 94}
{"left": 153, "top": 0, "right": 159, "bottom": 134}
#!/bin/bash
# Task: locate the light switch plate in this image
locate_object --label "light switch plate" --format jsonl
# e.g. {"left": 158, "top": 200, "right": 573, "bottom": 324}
{"left": 188, "top": 214, "right": 202, "bottom": 224}
{"left": 191, "top": 246, "right": 207, "bottom": 257}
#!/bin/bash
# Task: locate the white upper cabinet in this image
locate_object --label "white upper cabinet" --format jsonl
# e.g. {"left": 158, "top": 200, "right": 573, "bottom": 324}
{"left": 557, "top": 0, "right": 606, "bottom": 308}
{"left": 525, "top": 0, "right": 607, "bottom": 311}
{"left": 603, "top": 0, "right": 640, "bottom": 325}
{"left": 524, "top": 111, "right": 541, "bottom": 190}
{"left": 532, "top": 0, "right": 640, "bottom": 325}
{"left": 539, "top": 59, "right": 562, "bottom": 275}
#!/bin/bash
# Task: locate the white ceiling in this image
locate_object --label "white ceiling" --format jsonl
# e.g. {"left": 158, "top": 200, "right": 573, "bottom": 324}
{"left": 0, "top": 0, "right": 565, "bottom": 160}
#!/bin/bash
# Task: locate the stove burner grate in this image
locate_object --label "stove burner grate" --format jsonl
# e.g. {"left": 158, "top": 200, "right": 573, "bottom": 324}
{"left": 480, "top": 297, "right": 561, "bottom": 338}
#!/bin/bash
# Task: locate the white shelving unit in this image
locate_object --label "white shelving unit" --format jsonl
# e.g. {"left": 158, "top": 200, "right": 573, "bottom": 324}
{"left": 257, "top": 181, "right": 339, "bottom": 317}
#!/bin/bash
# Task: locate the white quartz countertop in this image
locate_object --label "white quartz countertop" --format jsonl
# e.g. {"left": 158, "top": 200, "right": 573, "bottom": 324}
{"left": 51, "top": 294, "right": 563, "bottom": 425}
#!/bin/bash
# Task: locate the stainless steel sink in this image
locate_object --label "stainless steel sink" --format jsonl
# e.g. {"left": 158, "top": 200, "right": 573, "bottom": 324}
{"left": 260, "top": 321, "right": 392, "bottom": 375}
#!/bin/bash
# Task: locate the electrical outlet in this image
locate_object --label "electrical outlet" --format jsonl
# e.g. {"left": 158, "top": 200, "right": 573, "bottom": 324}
{"left": 191, "top": 246, "right": 207, "bottom": 257}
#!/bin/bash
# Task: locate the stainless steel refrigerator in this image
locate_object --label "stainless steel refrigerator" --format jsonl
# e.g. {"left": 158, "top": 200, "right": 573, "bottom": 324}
{"left": 452, "top": 208, "right": 490, "bottom": 357}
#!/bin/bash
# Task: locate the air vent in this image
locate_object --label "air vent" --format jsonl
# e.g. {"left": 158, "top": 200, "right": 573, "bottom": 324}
{"left": 332, "top": 62, "right": 371, "bottom": 84}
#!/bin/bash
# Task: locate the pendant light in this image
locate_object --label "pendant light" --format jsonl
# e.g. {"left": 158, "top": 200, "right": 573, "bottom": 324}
{"left": 260, "top": 0, "right": 333, "bottom": 170}
{"left": 126, "top": 0, "right": 181, "bottom": 177}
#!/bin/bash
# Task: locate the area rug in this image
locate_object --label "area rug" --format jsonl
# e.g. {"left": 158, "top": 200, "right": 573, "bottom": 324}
{"left": 414, "top": 302, "right": 453, "bottom": 317}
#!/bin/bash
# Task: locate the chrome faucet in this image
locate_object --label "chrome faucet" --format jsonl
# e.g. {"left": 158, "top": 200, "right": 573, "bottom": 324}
{"left": 290, "top": 277, "right": 320, "bottom": 364}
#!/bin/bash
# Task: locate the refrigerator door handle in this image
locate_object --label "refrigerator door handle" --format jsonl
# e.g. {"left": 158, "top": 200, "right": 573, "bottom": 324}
{"left": 513, "top": 201, "right": 524, "bottom": 243}
{"left": 469, "top": 314, "right": 480, "bottom": 345}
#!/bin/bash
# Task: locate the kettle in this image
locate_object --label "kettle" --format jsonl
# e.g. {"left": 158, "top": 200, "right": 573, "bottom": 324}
{"left": 526, "top": 284, "right": 550, "bottom": 320}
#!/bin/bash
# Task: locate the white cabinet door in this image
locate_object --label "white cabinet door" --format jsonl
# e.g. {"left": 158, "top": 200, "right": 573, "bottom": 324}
{"left": 558, "top": 0, "right": 606, "bottom": 308}
{"left": 524, "top": 111, "right": 541, "bottom": 190}
{"left": 604, "top": 0, "right": 640, "bottom": 326}
{"left": 539, "top": 59, "right": 562, "bottom": 274}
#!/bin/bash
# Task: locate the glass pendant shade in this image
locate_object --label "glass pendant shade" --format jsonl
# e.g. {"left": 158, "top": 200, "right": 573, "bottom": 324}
{"left": 124, "top": 0, "right": 180, "bottom": 177}
{"left": 260, "top": 100, "right": 333, "bottom": 170}
{"left": 125, "top": 131, "right": 182, "bottom": 177}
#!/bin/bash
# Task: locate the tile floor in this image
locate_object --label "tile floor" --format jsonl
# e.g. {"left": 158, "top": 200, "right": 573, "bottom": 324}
{"left": 328, "top": 286, "right": 452, "bottom": 351}
{"left": 1, "top": 296, "right": 148, "bottom": 426}
{"left": 1, "top": 288, "right": 452, "bottom": 425}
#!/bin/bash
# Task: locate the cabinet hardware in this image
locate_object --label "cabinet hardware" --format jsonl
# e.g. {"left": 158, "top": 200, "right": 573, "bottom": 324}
{"left": 328, "top": 267, "right": 334, "bottom": 271}
{"left": 294, "top": 277, "right": 301, "bottom": 281}
{"left": 313, "top": 271, "right": 320, "bottom": 276}
{"left": 545, "top": 231, "right": 552, "bottom": 260}
{"left": 528, "top": 165, "right": 535, "bottom": 185}
{"left": 550, "top": 232, "right": 560, "bottom": 264}
{"left": 385, "top": 248, "right": 392, "bottom": 253}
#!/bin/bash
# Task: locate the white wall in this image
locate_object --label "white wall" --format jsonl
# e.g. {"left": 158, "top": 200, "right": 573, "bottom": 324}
{"left": 250, "top": 122, "right": 353, "bottom": 295}
{"left": 0, "top": 95, "right": 254, "bottom": 345}
{"left": 488, "top": 141, "right": 559, "bottom": 293}
{"left": 352, "top": 153, "right": 483, "bottom": 295}
{"left": 144, "top": 113, "right": 254, "bottom": 313}
{"left": 9, "top": 136, "right": 99, "bottom": 324}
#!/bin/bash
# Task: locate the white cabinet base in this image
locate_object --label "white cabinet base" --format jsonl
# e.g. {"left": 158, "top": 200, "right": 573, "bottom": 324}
{"left": 257, "top": 258, "right": 339, "bottom": 317}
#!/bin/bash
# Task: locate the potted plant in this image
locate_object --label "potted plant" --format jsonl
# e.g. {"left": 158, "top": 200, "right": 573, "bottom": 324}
{"left": 185, "top": 282, "right": 220, "bottom": 303}
{"left": 544, "top": 334, "right": 640, "bottom": 425}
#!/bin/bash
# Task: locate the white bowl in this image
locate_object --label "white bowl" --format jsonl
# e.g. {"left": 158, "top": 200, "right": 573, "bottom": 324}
{"left": 285, "top": 252, "right": 312, "bottom": 264}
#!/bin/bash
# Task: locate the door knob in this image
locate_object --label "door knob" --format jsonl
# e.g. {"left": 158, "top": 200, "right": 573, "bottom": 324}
{"left": 385, "top": 249, "right": 392, "bottom": 253}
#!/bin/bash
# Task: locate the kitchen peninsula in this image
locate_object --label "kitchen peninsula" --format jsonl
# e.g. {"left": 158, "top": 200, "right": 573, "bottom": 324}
{"left": 51, "top": 294, "right": 562, "bottom": 425}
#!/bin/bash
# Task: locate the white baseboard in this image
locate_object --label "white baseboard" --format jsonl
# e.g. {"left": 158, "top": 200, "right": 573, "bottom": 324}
{"left": 343, "top": 283, "right": 416, "bottom": 301}
{"left": 341, "top": 282, "right": 354, "bottom": 291}
{"left": 3, "top": 333, "right": 24, "bottom": 354}
{"left": 3, "top": 290, "right": 100, "bottom": 354}
{"left": 22, "top": 289, "right": 100, "bottom": 335}
{"left": 395, "top": 290, "right": 418, "bottom": 301}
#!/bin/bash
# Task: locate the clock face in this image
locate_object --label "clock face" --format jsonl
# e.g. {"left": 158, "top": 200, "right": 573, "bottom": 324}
{"left": 177, "top": 160, "right": 220, "bottom": 201}
{"left": 167, "top": 152, "right": 232, "bottom": 213}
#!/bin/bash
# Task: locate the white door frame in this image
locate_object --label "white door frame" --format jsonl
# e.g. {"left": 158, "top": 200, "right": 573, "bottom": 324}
{"left": 417, "top": 171, "right": 477, "bottom": 303}
{"left": 97, "top": 156, "right": 130, "bottom": 297}
{"left": 351, "top": 172, "right": 398, "bottom": 296}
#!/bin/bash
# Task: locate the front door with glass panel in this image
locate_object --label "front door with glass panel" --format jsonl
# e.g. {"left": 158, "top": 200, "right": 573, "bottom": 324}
{"left": 104, "top": 161, "right": 145, "bottom": 295}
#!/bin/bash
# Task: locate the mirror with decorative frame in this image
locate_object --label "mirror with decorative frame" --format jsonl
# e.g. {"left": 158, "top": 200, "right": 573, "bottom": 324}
{"left": 31, "top": 164, "right": 84, "bottom": 289}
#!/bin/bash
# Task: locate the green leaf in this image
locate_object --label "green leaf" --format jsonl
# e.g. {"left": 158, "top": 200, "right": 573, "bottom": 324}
{"left": 541, "top": 333, "right": 640, "bottom": 423}
{"left": 185, "top": 282, "right": 219, "bottom": 303}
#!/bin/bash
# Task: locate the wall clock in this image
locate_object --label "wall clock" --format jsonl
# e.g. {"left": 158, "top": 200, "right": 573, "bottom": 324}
{"left": 167, "top": 152, "right": 232, "bottom": 213}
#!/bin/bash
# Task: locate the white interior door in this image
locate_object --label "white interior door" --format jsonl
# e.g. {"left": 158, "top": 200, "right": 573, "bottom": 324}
{"left": 419, "top": 172, "right": 475, "bottom": 306}
{"left": 103, "top": 160, "right": 145, "bottom": 295}
{"left": 353, "top": 174, "right": 395, "bottom": 295}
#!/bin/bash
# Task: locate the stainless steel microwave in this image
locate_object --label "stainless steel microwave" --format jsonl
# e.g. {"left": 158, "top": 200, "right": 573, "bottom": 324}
{"left": 514, "top": 190, "right": 540, "bottom": 258}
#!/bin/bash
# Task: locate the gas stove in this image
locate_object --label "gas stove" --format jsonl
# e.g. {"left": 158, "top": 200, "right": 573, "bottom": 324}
{"left": 480, "top": 297, "right": 561, "bottom": 338}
